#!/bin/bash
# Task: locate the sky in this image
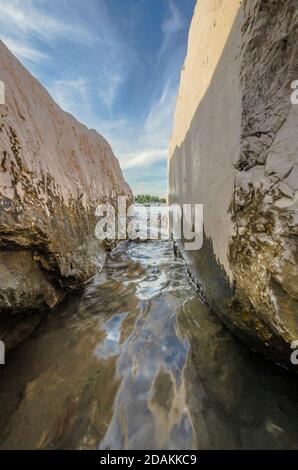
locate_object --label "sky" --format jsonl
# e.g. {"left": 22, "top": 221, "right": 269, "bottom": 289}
{"left": 0, "top": 0, "right": 195, "bottom": 197}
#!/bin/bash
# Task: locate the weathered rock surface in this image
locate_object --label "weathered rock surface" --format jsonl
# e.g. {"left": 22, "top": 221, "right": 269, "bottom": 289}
{"left": 0, "top": 41, "right": 132, "bottom": 314}
{"left": 169, "top": 0, "right": 298, "bottom": 366}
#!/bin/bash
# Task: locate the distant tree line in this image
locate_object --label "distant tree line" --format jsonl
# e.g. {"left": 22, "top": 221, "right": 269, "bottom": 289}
{"left": 134, "top": 194, "right": 166, "bottom": 204}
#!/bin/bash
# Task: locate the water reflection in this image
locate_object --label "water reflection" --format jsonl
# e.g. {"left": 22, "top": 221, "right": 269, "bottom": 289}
{"left": 99, "top": 293, "right": 193, "bottom": 450}
{"left": 94, "top": 313, "right": 128, "bottom": 360}
{"left": 0, "top": 240, "right": 297, "bottom": 450}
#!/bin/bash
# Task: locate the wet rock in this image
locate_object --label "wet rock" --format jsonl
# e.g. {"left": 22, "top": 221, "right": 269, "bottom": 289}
{"left": 0, "top": 41, "right": 132, "bottom": 315}
{"left": 169, "top": 0, "right": 298, "bottom": 367}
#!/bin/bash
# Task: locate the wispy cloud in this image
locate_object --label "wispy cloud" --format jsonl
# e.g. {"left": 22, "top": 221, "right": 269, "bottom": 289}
{"left": 121, "top": 149, "right": 168, "bottom": 170}
{"left": 160, "top": 0, "right": 186, "bottom": 56}
{"left": 48, "top": 79, "right": 91, "bottom": 117}
{"left": 144, "top": 82, "right": 177, "bottom": 149}
{"left": 0, "top": 0, "right": 133, "bottom": 108}
{"left": 92, "top": 1, "right": 136, "bottom": 111}
{"left": 1, "top": 37, "right": 48, "bottom": 62}
{"left": 94, "top": 82, "right": 177, "bottom": 171}
{"left": 98, "top": 70, "right": 123, "bottom": 111}
{"left": 0, "top": 0, "right": 93, "bottom": 69}
{"left": 46, "top": 2, "right": 186, "bottom": 193}
{"left": 0, "top": 0, "right": 90, "bottom": 43}
{"left": 0, "top": 0, "right": 195, "bottom": 196}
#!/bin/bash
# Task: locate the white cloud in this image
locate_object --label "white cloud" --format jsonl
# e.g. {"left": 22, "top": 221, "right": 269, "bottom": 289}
{"left": 160, "top": 0, "right": 185, "bottom": 56}
{"left": 48, "top": 79, "right": 91, "bottom": 117}
{"left": 0, "top": 0, "right": 190, "bottom": 196}
{"left": 93, "top": 82, "right": 176, "bottom": 173}
{"left": 144, "top": 83, "right": 177, "bottom": 148}
{"left": 46, "top": 78, "right": 171, "bottom": 189}
{"left": 121, "top": 149, "right": 168, "bottom": 170}
{"left": 0, "top": 0, "right": 92, "bottom": 67}
{"left": 162, "top": 0, "right": 185, "bottom": 36}
{"left": 1, "top": 37, "right": 48, "bottom": 62}
{"left": 0, "top": 0, "right": 90, "bottom": 43}
{"left": 98, "top": 71, "right": 123, "bottom": 111}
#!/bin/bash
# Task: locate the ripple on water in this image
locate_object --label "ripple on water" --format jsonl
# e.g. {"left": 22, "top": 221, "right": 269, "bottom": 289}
{"left": 0, "top": 240, "right": 298, "bottom": 450}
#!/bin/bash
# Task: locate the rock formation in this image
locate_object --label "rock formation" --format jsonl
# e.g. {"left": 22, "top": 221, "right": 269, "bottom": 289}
{"left": 0, "top": 41, "right": 132, "bottom": 314}
{"left": 169, "top": 0, "right": 298, "bottom": 366}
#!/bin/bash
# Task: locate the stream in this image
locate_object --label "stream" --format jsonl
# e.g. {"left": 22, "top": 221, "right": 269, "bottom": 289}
{"left": 0, "top": 238, "right": 298, "bottom": 450}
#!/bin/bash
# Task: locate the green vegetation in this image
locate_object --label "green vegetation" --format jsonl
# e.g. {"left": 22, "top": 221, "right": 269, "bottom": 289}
{"left": 134, "top": 194, "right": 166, "bottom": 204}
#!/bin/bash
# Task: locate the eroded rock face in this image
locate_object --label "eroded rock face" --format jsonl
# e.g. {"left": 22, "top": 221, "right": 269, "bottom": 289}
{"left": 169, "top": 0, "right": 298, "bottom": 366}
{"left": 0, "top": 41, "right": 132, "bottom": 314}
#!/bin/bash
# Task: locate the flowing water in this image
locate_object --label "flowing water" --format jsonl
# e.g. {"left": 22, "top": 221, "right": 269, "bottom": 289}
{"left": 0, "top": 238, "right": 298, "bottom": 450}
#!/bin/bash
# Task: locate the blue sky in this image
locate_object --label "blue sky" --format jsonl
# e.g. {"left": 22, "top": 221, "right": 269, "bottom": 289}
{"left": 0, "top": 0, "right": 195, "bottom": 196}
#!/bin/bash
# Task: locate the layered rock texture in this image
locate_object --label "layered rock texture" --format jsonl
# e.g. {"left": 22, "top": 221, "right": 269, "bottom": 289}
{"left": 0, "top": 41, "right": 132, "bottom": 314}
{"left": 169, "top": 0, "right": 298, "bottom": 366}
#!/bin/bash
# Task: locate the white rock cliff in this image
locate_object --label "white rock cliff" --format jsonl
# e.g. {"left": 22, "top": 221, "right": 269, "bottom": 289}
{"left": 169, "top": 0, "right": 298, "bottom": 366}
{"left": 0, "top": 41, "right": 132, "bottom": 314}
